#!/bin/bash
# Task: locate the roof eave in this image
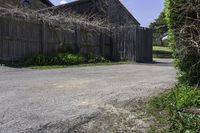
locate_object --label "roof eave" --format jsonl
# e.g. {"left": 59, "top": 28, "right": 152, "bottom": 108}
{"left": 41, "top": 0, "right": 54, "bottom": 7}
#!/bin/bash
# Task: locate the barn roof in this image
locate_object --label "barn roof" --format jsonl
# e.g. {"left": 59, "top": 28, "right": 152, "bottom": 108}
{"left": 41, "top": 0, "right": 140, "bottom": 25}
{"left": 40, "top": 0, "right": 54, "bottom": 7}
{"left": 0, "top": 0, "right": 54, "bottom": 9}
{"left": 54, "top": 0, "right": 91, "bottom": 8}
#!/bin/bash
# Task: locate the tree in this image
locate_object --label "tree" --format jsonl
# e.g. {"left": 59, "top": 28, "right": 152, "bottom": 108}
{"left": 149, "top": 11, "right": 168, "bottom": 46}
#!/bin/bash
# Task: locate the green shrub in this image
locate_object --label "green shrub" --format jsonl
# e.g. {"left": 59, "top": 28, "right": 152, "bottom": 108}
{"left": 149, "top": 85, "right": 200, "bottom": 132}
{"left": 172, "top": 85, "right": 200, "bottom": 110}
{"left": 165, "top": 0, "right": 200, "bottom": 86}
{"left": 21, "top": 53, "right": 108, "bottom": 66}
{"left": 23, "top": 54, "right": 47, "bottom": 66}
{"left": 170, "top": 111, "right": 200, "bottom": 133}
{"left": 86, "top": 54, "right": 108, "bottom": 63}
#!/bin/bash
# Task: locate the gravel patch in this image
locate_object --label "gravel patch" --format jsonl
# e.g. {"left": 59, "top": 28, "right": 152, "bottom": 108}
{"left": 0, "top": 59, "right": 176, "bottom": 133}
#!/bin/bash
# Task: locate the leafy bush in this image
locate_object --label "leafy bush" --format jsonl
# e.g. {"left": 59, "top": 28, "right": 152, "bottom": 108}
{"left": 21, "top": 53, "right": 108, "bottom": 66}
{"left": 171, "top": 85, "right": 200, "bottom": 110}
{"left": 165, "top": 0, "right": 200, "bottom": 86}
{"left": 170, "top": 111, "right": 200, "bottom": 133}
{"left": 164, "top": 1, "right": 200, "bottom": 131}
{"left": 148, "top": 85, "right": 200, "bottom": 132}
{"left": 86, "top": 54, "right": 107, "bottom": 63}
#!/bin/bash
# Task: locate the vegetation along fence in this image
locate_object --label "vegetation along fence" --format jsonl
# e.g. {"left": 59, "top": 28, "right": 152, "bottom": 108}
{"left": 0, "top": 17, "right": 152, "bottom": 63}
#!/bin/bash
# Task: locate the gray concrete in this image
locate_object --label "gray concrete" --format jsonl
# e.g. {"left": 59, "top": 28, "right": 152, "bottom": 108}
{"left": 0, "top": 60, "right": 176, "bottom": 133}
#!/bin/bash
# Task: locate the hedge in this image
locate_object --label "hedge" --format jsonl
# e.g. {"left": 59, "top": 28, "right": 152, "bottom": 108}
{"left": 165, "top": 0, "right": 200, "bottom": 86}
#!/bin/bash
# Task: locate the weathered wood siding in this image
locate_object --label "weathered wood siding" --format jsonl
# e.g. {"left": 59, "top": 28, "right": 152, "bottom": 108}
{"left": 112, "top": 26, "right": 152, "bottom": 62}
{"left": 47, "top": 0, "right": 139, "bottom": 26}
{"left": 0, "top": 17, "right": 152, "bottom": 62}
{"left": 0, "top": 17, "right": 111, "bottom": 61}
{"left": 107, "top": 0, "right": 138, "bottom": 26}
{"left": 0, "top": 17, "right": 42, "bottom": 61}
{"left": 135, "top": 27, "right": 153, "bottom": 63}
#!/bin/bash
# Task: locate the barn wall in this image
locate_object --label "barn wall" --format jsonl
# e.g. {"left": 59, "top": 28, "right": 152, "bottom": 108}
{"left": 107, "top": 0, "right": 137, "bottom": 26}
{"left": 48, "top": 0, "right": 139, "bottom": 26}
{"left": 55, "top": 1, "right": 97, "bottom": 16}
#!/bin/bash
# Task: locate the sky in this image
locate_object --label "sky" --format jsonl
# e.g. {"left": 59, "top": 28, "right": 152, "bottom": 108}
{"left": 50, "top": 0, "right": 165, "bottom": 27}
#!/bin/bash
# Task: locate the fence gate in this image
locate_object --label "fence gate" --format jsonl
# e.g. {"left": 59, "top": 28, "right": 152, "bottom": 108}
{"left": 112, "top": 27, "right": 136, "bottom": 61}
{"left": 112, "top": 26, "right": 152, "bottom": 63}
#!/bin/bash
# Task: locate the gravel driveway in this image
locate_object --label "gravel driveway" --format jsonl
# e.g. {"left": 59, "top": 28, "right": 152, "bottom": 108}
{"left": 0, "top": 59, "right": 176, "bottom": 133}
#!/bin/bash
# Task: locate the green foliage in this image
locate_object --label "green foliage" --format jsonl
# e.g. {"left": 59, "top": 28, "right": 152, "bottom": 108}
{"left": 149, "top": 11, "right": 168, "bottom": 46}
{"left": 170, "top": 112, "right": 200, "bottom": 133}
{"left": 165, "top": 0, "right": 200, "bottom": 86}
{"left": 21, "top": 53, "right": 108, "bottom": 66}
{"left": 149, "top": 91, "right": 172, "bottom": 111}
{"left": 153, "top": 46, "right": 172, "bottom": 58}
{"left": 148, "top": 85, "right": 200, "bottom": 132}
{"left": 172, "top": 85, "right": 200, "bottom": 110}
{"left": 86, "top": 54, "right": 107, "bottom": 63}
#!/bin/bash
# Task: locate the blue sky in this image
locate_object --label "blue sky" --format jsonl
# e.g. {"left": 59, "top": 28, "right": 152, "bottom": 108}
{"left": 50, "top": 0, "right": 165, "bottom": 27}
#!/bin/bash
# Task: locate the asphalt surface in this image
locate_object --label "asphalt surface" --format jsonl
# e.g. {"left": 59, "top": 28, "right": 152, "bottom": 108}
{"left": 0, "top": 59, "right": 176, "bottom": 133}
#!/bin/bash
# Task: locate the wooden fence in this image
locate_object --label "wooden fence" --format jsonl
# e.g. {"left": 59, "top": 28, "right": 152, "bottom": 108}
{"left": 112, "top": 26, "right": 152, "bottom": 62}
{"left": 0, "top": 17, "right": 152, "bottom": 62}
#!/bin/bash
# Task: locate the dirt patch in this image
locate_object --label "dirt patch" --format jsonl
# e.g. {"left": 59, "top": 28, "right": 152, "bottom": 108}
{"left": 26, "top": 113, "right": 100, "bottom": 133}
{"left": 70, "top": 98, "right": 153, "bottom": 133}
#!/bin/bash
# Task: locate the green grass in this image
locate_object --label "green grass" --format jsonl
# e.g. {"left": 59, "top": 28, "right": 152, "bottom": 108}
{"left": 30, "top": 61, "right": 134, "bottom": 69}
{"left": 147, "top": 84, "right": 200, "bottom": 132}
{"left": 147, "top": 90, "right": 172, "bottom": 133}
{"left": 153, "top": 46, "right": 173, "bottom": 58}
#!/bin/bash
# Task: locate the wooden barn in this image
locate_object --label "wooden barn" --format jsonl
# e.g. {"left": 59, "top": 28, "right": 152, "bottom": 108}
{"left": 0, "top": 0, "right": 53, "bottom": 10}
{"left": 40, "top": 0, "right": 140, "bottom": 26}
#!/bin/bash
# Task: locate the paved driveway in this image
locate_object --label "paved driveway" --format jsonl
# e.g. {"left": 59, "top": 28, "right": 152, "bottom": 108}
{"left": 0, "top": 60, "right": 176, "bottom": 133}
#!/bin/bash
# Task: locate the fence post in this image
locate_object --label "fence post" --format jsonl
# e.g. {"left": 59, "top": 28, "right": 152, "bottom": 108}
{"left": 41, "top": 22, "right": 46, "bottom": 54}
{"left": 74, "top": 24, "right": 79, "bottom": 53}
{"left": 99, "top": 29, "right": 103, "bottom": 56}
{"left": 110, "top": 27, "right": 115, "bottom": 60}
{"left": 134, "top": 26, "right": 138, "bottom": 62}
{"left": 148, "top": 29, "right": 153, "bottom": 62}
